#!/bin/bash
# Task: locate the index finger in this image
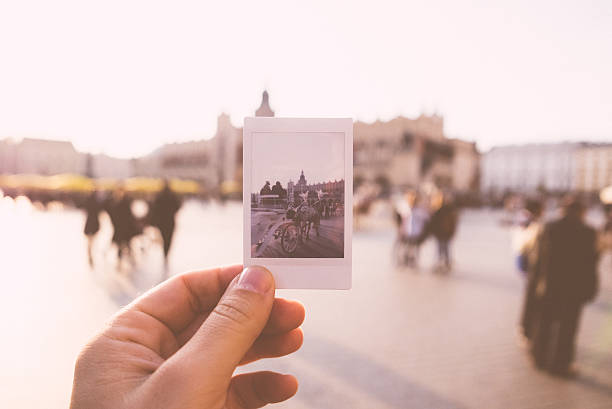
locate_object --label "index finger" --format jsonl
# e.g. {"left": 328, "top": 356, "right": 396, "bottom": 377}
{"left": 130, "top": 264, "right": 243, "bottom": 335}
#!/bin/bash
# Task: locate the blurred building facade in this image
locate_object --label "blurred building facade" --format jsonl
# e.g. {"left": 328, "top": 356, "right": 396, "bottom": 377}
{"left": 0, "top": 138, "right": 86, "bottom": 175}
{"left": 0, "top": 91, "right": 274, "bottom": 191}
{"left": 2, "top": 94, "right": 480, "bottom": 197}
{"left": 0, "top": 139, "right": 17, "bottom": 174}
{"left": 86, "top": 153, "right": 133, "bottom": 179}
{"left": 353, "top": 115, "right": 479, "bottom": 192}
{"left": 132, "top": 139, "right": 216, "bottom": 188}
{"left": 481, "top": 143, "right": 579, "bottom": 194}
{"left": 132, "top": 113, "right": 243, "bottom": 193}
{"left": 481, "top": 142, "right": 612, "bottom": 194}
{"left": 0, "top": 138, "right": 134, "bottom": 179}
{"left": 133, "top": 91, "right": 272, "bottom": 194}
{"left": 574, "top": 144, "right": 612, "bottom": 192}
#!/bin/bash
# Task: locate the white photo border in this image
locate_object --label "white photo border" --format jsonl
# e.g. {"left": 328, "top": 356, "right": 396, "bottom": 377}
{"left": 243, "top": 117, "right": 352, "bottom": 289}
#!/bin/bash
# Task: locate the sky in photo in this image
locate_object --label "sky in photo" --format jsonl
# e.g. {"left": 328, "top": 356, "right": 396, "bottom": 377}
{"left": 1, "top": 0, "right": 611, "bottom": 157}
{"left": 251, "top": 132, "right": 344, "bottom": 193}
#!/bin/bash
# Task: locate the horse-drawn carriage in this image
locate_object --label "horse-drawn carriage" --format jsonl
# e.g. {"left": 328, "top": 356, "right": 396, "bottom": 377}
{"left": 273, "top": 198, "right": 321, "bottom": 255}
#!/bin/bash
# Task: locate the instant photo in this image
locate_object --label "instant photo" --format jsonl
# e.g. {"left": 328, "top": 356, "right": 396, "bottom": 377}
{"left": 243, "top": 118, "right": 352, "bottom": 289}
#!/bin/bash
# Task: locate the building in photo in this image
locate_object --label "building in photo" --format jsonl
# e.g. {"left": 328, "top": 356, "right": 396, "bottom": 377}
{"left": 249, "top": 128, "right": 345, "bottom": 259}
{"left": 254, "top": 170, "right": 345, "bottom": 209}
{"left": 287, "top": 180, "right": 295, "bottom": 206}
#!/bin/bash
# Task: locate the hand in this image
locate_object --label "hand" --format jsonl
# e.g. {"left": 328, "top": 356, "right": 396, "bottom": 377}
{"left": 70, "top": 265, "right": 305, "bottom": 409}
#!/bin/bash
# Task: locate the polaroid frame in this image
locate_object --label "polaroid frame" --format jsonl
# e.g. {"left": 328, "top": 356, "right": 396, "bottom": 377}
{"left": 243, "top": 117, "right": 352, "bottom": 289}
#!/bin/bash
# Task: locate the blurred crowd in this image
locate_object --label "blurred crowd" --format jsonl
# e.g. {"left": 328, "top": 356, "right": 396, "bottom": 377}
{"left": 82, "top": 181, "right": 182, "bottom": 277}
{"left": 3, "top": 176, "right": 611, "bottom": 380}
{"left": 512, "top": 196, "right": 611, "bottom": 377}
{"left": 391, "top": 185, "right": 612, "bottom": 378}
{"left": 392, "top": 190, "right": 458, "bottom": 272}
{"left": 1, "top": 180, "right": 192, "bottom": 277}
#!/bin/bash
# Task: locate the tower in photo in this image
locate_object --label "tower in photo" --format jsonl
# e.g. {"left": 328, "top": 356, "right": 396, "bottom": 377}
{"left": 287, "top": 180, "right": 294, "bottom": 206}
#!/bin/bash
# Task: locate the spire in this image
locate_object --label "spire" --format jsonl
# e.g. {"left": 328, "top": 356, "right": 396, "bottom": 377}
{"left": 298, "top": 170, "right": 307, "bottom": 186}
{"left": 255, "top": 90, "right": 275, "bottom": 117}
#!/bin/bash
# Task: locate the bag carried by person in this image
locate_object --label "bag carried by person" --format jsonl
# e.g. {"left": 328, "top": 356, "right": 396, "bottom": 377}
{"left": 516, "top": 252, "right": 529, "bottom": 275}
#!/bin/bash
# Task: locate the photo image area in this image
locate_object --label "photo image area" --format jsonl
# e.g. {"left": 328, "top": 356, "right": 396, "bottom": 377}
{"left": 250, "top": 131, "right": 345, "bottom": 258}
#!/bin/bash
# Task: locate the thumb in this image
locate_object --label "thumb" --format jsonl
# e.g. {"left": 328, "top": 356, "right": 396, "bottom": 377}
{"left": 174, "top": 265, "right": 275, "bottom": 380}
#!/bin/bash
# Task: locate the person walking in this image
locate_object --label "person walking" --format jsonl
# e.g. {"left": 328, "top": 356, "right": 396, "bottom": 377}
{"left": 424, "top": 193, "right": 458, "bottom": 272}
{"left": 600, "top": 203, "right": 612, "bottom": 254}
{"left": 530, "top": 197, "right": 599, "bottom": 377}
{"left": 149, "top": 181, "right": 181, "bottom": 273}
{"left": 83, "top": 190, "right": 102, "bottom": 267}
{"left": 514, "top": 199, "right": 544, "bottom": 275}
{"left": 396, "top": 192, "right": 430, "bottom": 268}
{"left": 517, "top": 199, "right": 545, "bottom": 341}
{"left": 406, "top": 195, "right": 430, "bottom": 267}
{"left": 106, "top": 188, "right": 138, "bottom": 267}
{"left": 393, "top": 191, "right": 411, "bottom": 267}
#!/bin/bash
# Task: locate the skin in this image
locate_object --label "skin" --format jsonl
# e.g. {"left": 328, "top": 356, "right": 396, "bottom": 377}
{"left": 70, "top": 265, "right": 305, "bottom": 409}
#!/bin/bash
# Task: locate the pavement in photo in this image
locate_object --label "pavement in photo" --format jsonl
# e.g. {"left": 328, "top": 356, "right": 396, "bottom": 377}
{"left": 251, "top": 209, "right": 344, "bottom": 258}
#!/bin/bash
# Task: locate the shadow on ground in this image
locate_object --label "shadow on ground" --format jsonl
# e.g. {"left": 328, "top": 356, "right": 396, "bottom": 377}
{"left": 293, "top": 335, "right": 466, "bottom": 409}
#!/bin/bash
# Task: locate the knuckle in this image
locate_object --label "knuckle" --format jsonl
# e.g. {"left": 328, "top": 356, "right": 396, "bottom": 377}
{"left": 212, "top": 294, "right": 254, "bottom": 328}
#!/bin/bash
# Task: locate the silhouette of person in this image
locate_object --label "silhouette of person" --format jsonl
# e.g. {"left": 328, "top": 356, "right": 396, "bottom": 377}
{"left": 149, "top": 181, "right": 181, "bottom": 272}
{"left": 83, "top": 190, "right": 102, "bottom": 267}
{"left": 530, "top": 197, "right": 599, "bottom": 376}
{"left": 106, "top": 188, "right": 138, "bottom": 265}
{"left": 601, "top": 204, "right": 612, "bottom": 253}
{"left": 404, "top": 193, "right": 430, "bottom": 267}
{"left": 422, "top": 193, "right": 458, "bottom": 271}
{"left": 517, "top": 199, "right": 545, "bottom": 341}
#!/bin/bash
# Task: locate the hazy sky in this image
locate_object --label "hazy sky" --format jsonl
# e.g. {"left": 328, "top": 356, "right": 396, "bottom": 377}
{"left": 1, "top": 0, "right": 611, "bottom": 158}
{"left": 251, "top": 132, "right": 344, "bottom": 193}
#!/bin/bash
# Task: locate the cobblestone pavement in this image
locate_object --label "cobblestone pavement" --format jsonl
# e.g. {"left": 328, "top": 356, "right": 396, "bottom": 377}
{"left": 1, "top": 198, "right": 611, "bottom": 409}
{"left": 251, "top": 209, "right": 344, "bottom": 258}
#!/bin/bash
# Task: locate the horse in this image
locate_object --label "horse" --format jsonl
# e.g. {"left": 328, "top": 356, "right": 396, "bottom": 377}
{"left": 294, "top": 191, "right": 320, "bottom": 241}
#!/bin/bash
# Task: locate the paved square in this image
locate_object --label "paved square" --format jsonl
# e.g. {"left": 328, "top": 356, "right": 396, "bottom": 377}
{"left": 1, "top": 200, "right": 610, "bottom": 409}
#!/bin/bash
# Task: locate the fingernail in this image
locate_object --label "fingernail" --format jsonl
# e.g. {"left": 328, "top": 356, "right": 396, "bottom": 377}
{"left": 236, "top": 266, "right": 273, "bottom": 294}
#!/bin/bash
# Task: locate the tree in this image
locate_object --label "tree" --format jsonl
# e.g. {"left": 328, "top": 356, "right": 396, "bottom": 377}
{"left": 271, "top": 181, "right": 286, "bottom": 198}
{"left": 260, "top": 181, "right": 272, "bottom": 195}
